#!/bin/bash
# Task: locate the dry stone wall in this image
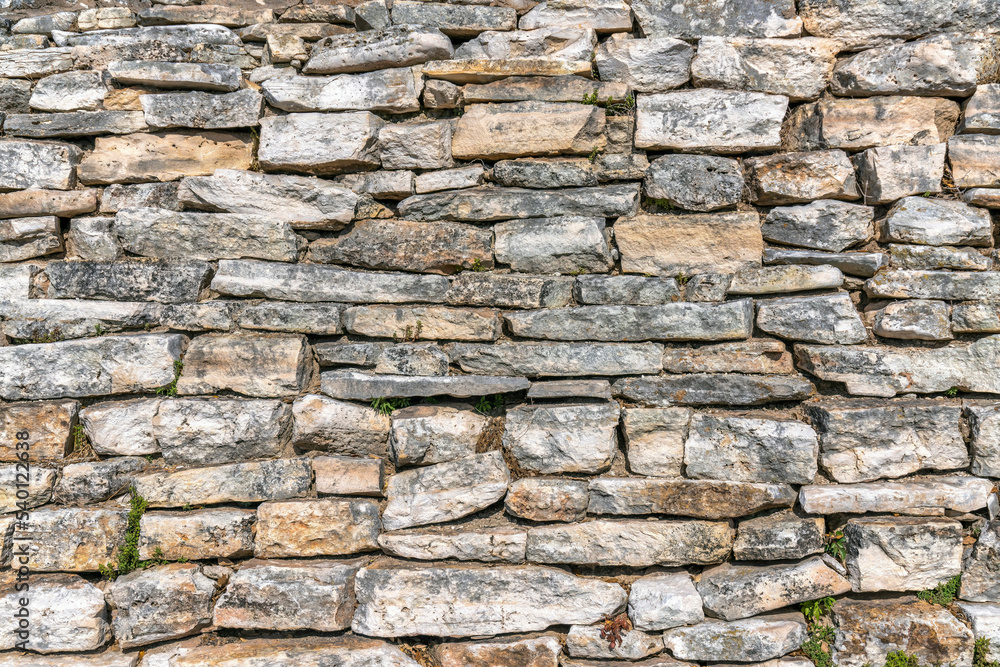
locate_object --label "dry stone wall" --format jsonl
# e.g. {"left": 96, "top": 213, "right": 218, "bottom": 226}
{"left": 0, "top": 0, "right": 998, "bottom": 665}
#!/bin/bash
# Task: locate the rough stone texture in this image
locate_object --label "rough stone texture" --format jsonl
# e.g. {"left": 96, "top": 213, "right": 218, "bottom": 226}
{"left": 0, "top": 574, "right": 110, "bottom": 653}
{"left": 567, "top": 624, "right": 663, "bottom": 660}
{"left": 745, "top": 150, "right": 859, "bottom": 205}
{"left": 963, "top": 521, "right": 1000, "bottom": 603}
{"left": 662, "top": 614, "right": 808, "bottom": 662}
{"left": 255, "top": 498, "right": 381, "bottom": 558}
{"left": 44, "top": 260, "right": 211, "bottom": 303}
{"left": 505, "top": 477, "right": 590, "bottom": 523}
{"left": 644, "top": 154, "right": 743, "bottom": 211}
{"left": 853, "top": 143, "right": 946, "bottom": 204}
{"left": 761, "top": 200, "right": 874, "bottom": 252}
{"left": 304, "top": 26, "right": 454, "bottom": 74}
{"left": 503, "top": 402, "right": 619, "bottom": 474}
{"left": 398, "top": 184, "right": 640, "bottom": 221}
{"left": 589, "top": 478, "right": 797, "bottom": 519}
{"left": 621, "top": 407, "right": 689, "bottom": 477}
{"left": 261, "top": 70, "right": 421, "bottom": 114}
{"left": 379, "top": 526, "right": 526, "bottom": 563}
{"left": 55, "top": 457, "right": 147, "bottom": 505}
{"left": 734, "top": 510, "right": 825, "bottom": 561}
{"left": 799, "top": 477, "right": 994, "bottom": 516}
{"left": 632, "top": 0, "right": 802, "bottom": 39}
{"left": 756, "top": 293, "right": 866, "bottom": 345}
{"left": 258, "top": 112, "right": 384, "bottom": 175}
{"left": 134, "top": 459, "right": 312, "bottom": 508}
{"left": 614, "top": 373, "right": 816, "bottom": 406}
{"left": 866, "top": 270, "right": 1000, "bottom": 301}
{"left": 452, "top": 101, "right": 605, "bottom": 160}
{"left": 0, "top": 139, "right": 81, "bottom": 192}
{"left": 176, "top": 334, "right": 310, "bottom": 398}
{"left": 873, "top": 296, "right": 951, "bottom": 340}
{"left": 139, "top": 509, "right": 254, "bottom": 561}
{"left": 435, "top": 635, "right": 562, "bottom": 667}
{"left": 844, "top": 516, "right": 963, "bottom": 593}
{"left": 595, "top": 35, "right": 692, "bottom": 92}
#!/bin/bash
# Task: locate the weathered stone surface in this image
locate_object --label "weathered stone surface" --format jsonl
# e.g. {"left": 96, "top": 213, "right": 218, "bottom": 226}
{"left": 963, "top": 521, "right": 1000, "bottom": 602}
{"left": 730, "top": 265, "right": 844, "bottom": 295}
{"left": 685, "top": 414, "right": 818, "bottom": 484}
{"left": 628, "top": 572, "right": 704, "bottom": 632}
{"left": 615, "top": 373, "right": 815, "bottom": 406}
{"left": 0, "top": 48, "right": 74, "bottom": 79}
{"left": 844, "top": 516, "right": 962, "bottom": 592}
{"left": 948, "top": 134, "right": 1000, "bottom": 188}
{"left": 616, "top": 212, "right": 762, "bottom": 277}
{"left": 415, "top": 165, "right": 485, "bottom": 193}
{"left": 314, "top": 455, "right": 385, "bottom": 497}
{"left": 235, "top": 301, "right": 344, "bottom": 336}
{"left": 237, "top": 23, "right": 349, "bottom": 42}
{"left": 262, "top": 69, "right": 420, "bottom": 114}
{"left": 452, "top": 101, "right": 603, "bottom": 160}
{"left": 100, "top": 182, "right": 181, "bottom": 213}
{"left": 699, "top": 557, "right": 850, "bottom": 621}
{"left": 140, "top": 89, "right": 262, "bottom": 129}
{"left": 68, "top": 217, "right": 122, "bottom": 261}
{"left": 399, "top": 184, "right": 639, "bottom": 221}
{"left": 454, "top": 26, "right": 595, "bottom": 61}
{"left": 213, "top": 260, "right": 449, "bottom": 304}
{"left": 0, "top": 189, "right": 96, "bottom": 221}
{"left": 462, "top": 76, "right": 627, "bottom": 104}
{"left": 447, "top": 341, "right": 662, "bottom": 378}
{"left": 890, "top": 244, "right": 990, "bottom": 271}
{"left": 109, "top": 563, "right": 216, "bottom": 649}
{"left": 494, "top": 216, "right": 612, "bottom": 274}
{"left": 435, "top": 635, "right": 562, "bottom": 667}
{"left": 882, "top": 196, "right": 993, "bottom": 247}
{"left": 867, "top": 269, "right": 1000, "bottom": 300}
{"left": 764, "top": 248, "right": 888, "bottom": 277}
{"left": 798, "top": 477, "right": 995, "bottom": 515}
{"left": 954, "top": 302, "right": 1000, "bottom": 333}
{"left": 968, "top": 405, "right": 1000, "bottom": 478}
{"left": 138, "top": 5, "right": 272, "bottom": 27}
{"left": 78, "top": 131, "right": 252, "bottom": 184}
{"left": 574, "top": 275, "right": 680, "bottom": 305}
{"left": 337, "top": 170, "right": 415, "bottom": 199}
{"left": 661, "top": 339, "right": 794, "bottom": 375}
{"left": 567, "top": 624, "right": 663, "bottom": 660}
{"left": 54, "top": 457, "right": 147, "bottom": 505}
{"left": 115, "top": 207, "right": 304, "bottom": 262}
{"left": 321, "top": 371, "right": 529, "bottom": 399}
{"left": 745, "top": 150, "right": 859, "bottom": 205}
{"left": 785, "top": 96, "right": 959, "bottom": 151}
{"left": 255, "top": 498, "right": 381, "bottom": 557}
{"left": 134, "top": 458, "right": 312, "bottom": 508}
{"left": 311, "top": 219, "right": 489, "bottom": 274}
{"left": 796, "top": 335, "right": 1000, "bottom": 397}
{"left": 964, "top": 188, "right": 1000, "bottom": 208}
{"left": 393, "top": 1, "right": 516, "bottom": 37}
{"left": 635, "top": 90, "right": 787, "bottom": 153}
{"left": 373, "top": 343, "right": 449, "bottom": 376}
{"left": 45, "top": 259, "right": 210, "bottom": 304}
{"left": 214, "top": 558, "right": 360, "bottom": 631}
{"left": 178, "top": 169, "right": 357, "bottom": 229}
{"left": 663, "top": 614, "right": 808, "bottom": 662}
{"left": 832, "top": 34, "right": 980, "bottom": 97}
{"left": 961, "top": 84, "right": 1000, "bottom": 134}
{"left": 0, "top": 334, "right": 185, "bottom": 400}
{"left": 872, "top": 299, "right": 953, "bottom": 341}
{"left": 632, "top": 0, "right": 801, "bottom": 38}
{"left": 734, "top": 509, "right": 825, "bottom": 561}
{"left": 57, "top": 25, "right": 241, "bottom": 50}
{"left": 258, "top": 112, "right": 383, "bottom": 175}
{"left": 176, "top": 333, "right": 309, "bottom": 398}
{"left": 756, "top": 293, "right": 866, "bottom": 345}
{"left": 518, "top": 0, "right": 633, "bottom": 33}
{"left": 761, "top": 200, "right": 873, "bottom": 252}
{"left": 957, "top": 603, "right": 1000, "bottom": 662}
{"left": 0, "top": 215, "right": 61, "bottom": 262}
{"left": 29, "top": 71, "right": 108, "bottom": 112}
{"left": 382, "top": 451, "right": 509, "bottom": 530}
{"left": 305, "top": 26, "right": 452, "bottom": 74}
{"left": 527, "top": 519, "right": 732, "bottom": 567}
{"left": 161, "top": 302, "right": 238, "bottom": 332}
{"left": 108, "top": 61, "right": 241, "bottom": 92}
{"left": 831, "top": 598, "right": 974, "bottom": 667}
{"left": 588, "top": 478, "right": 796, "bottom": 519}
{"left": 621, "top": 407, "right": 689, "bottom": 477}
{"left": 0, "top": 139, "right": 81, "bottom": 192}
{"left": 644, "top": 154, "right": 743, "bottom": 212}
{"left": 446, "top": 273, "right": 573, "bottom": 309}
{"left": 505, "top": 477, "right": 590, "bottom": 523}
{"left": 5, "top": 110, "right": 148, "bottom": 139}
{"left": 343, "top": 305, "right": 499, "bottom": 341}
{"left": 79, "top": 399, "right": 160, "bottom": 456}
{"left": 0, "top": 400, "right": 76, "bottom": 462}
{"left": 502, "top": 402, "right": 618, "bottom": 474}
{"left": 380, "top": 121, "right": 454, "bottom": 170}
{"left": 595, "top": 35, "right": 692, "bottom": 92}
{"left": 692, "top": 37, "right": 839, "bottom": 101}
{"left": 380, "top": 526, "right": 527, "bottom": 563}
{"left": 0, "top": 463, "right": 55, "bottom": 513}
{"left": 142, "top": 637, "right": 421, "bottom": 666}
{"left": 0, "top": 574, "right": 110, "bottom": 653}
{"left": 389, "top": 405, "right": 485, "bottom": 467}
{"left": 20, "top": 507, "right": 125, "bottom": 572}
{"left": 139, "top": 508, "right": 254, "bottom": 561}
{"left": 852, "top": 143, "right": 946, "bottom": 204}
{"left": 422, "top": 58, "right": 593, "bottom": 84}
{"left": 352, "top": 563, "right": 627, "bottom": 637}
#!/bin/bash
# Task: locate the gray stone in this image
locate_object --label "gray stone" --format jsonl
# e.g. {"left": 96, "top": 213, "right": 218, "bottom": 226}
{"left": 961, "top": 84, "right": 1000, "bottom": 134}
{"left": 336, "top": 170, "right": 415, "bottom": 200}
{"left": 632, "top": 0, "right": 802, "bottom": 38}
{"left": 574, "top": 275, "right": 681, "bottom": 305}
{"left": 214, "top": 558, "right": 360, "bottom": 631}
{"left": 567, "top": 625, "right": 663, "bottom": 660}
{"left": 316, "top": 341, "right": 399, "bottom": 367}
{"left": 492, "top": 158, "right": 597, "bottom": 188}
{"left": 505, "top": 477, "right": 590, "bottom": 523}
{"left": 415, "top": 166, "right": 485, "bottom": 193}
{"left": 661, "top": 339, "right": 795, "bottom": 375}
{"left": 528, "top": 379, "right": 612, "bottom": 400}
{"left": 237, "top": 23, "right": 348, "bottom": 42}
{"left": 343, "top": 305, "right": 500, "bottom": 341}
{"left": 398, "top": 184, "right": 640, "bottom": 221}
{"left": 446, "top": 273, "right": 574, "bottom": 309}
{"left": 795, "top": 335, "right": 1000, "bottom": 397}
{"left": 756, "top": 293, "right": 866, "bottom": 344}
{"left": 212, "top": 259, "right": 449, "bottom": 304}
{"left": 844, "top": 516, "right": 963, "bottom": 592}
{"left": 255, "top": 497, "right": 381, "bottom": 558}
{"left": 389, "top": 404, "right": 486, "bottom": 466}
{"left": 80, "top": 399, "right": 160, "bottom": 457}
{"left": 734, "top": 509, "right": 825, "bottom": 561}
{"left": 662, "top": 614, "right": 808, "bottom": 662}
{"left": 13, "top": 12, "right": 76, "bottom": 35}
{"left": 615, "top": 212, "right": 763, "bottom": 277}
{"left": 140, "top": 637, "right": 421, "bottom": 666}
{"left": 644, "top": 154, "right": 743, "bottom": 212}
{"left": 462, "top": 76, "right": 628, "bottom": 104}
{"left": 964, "top": 189, "right": 1000, "bottom": 207}
{"left": 809, "top": 400, "right": 966, "bottom": 484}
{"left": 108, "top": 60, "right": 241, "bottom": 92}
{"left": 527, "top": 519, "right": 732, "bottom": 567}
{"left": 0, "top": 652, "right": 134, "bottom": 666}
{"left": 0, "top": 574, "right": 110, "bottom": 653}
{"left": 871, "top": 299, "right": 953, "bottom": 341}
{"left": 495, "top": 217, "right": 613, "bottom": 274}
{"left": 422, "top": 57, "right": 593, "bottom": 84}
{"left": 629, "top": 572, "right": 704, "bottom": 632}
{"left": 882, "top": 196, "right": 993, "bottom": 247}
{"left": 518, "top": 0, "right": 633, "bottom": 34}
{"left": 889, "top": 244, "right": 991, "bottom": 271}
{"left": 503, "top": 402, "right": 620, "bottom": 474}
{"left": 138, "top": 509, "right": 255, "bottom": 561}
{"left": 392, "top": 1, "right": 516, "bottom": 37}
{"left": 832, "top": 34, "right": 980, "bottom": 97}
{"left": 45, "top": 259, "right": 210, "bottom": 303}
{"left": 730, "top": 264, "right": 844, "bottom": 295}
{"left": 321, "top": 371, "right": 530, "bottom": 400}
{"left": 852, "top": 143, "right": 946, "bottom": 204}
{"left": 29, "top": 70, "right": 109, "bottom": 112}
{"left": 0, "top": 299, "right": 161, "bottom": 341}
{"left": 963, "top": 521, "right": 1000, "bottom": 602}
{"left": 0, "top": 48, "right": 74, "bottom": 79}
{"left": 258, "top": 112, "right": 383, "bottom": 175}
{"left": 0, "top": 79, "right": 30, "bottom": 114}
{"left": 831, "top": 598, "right": 975, "bottom": 667}
{"left": 382, "top": 451, "right": 509, "bottom": 530}
{"left": 374, "top": 343, "right": 450, "bottom": 376}
{"left": 447, "top": 341, "right": 662, "bottom": 377}
{"left": 304, "top": 25, "right": 453, "bottom": 74}
{"left": 135, "top": 458, "right": 311, "bottom": 508}
{"left": 614, "top": 373, "right": 816, "bottom": 406}
{"left": 698, "top": 557, "right": 851, "bottom": 621}
{"left": 100, "top": 182, "right": 181, "bottom": 213}
{"left": 763, "top": 248, "right": 888, "bottom": 277}
{"left": 595, "top": 35, "right": 692, "bottom": 92}
{"left": 161, "top": 302, "right": 238, "bottom": 332}
{"left": 108, "top": 563, "right": 216, "bottom": 649}
{"left": 968, "top": 405, "right": 1000, "bottom": 478}
{"left": 954, "top": 302, "right": 1000, "bottom": 333}
{"left": 68, "top": 217, "right": 122, "bottom": 261}
{"left": 454, "top": 25, "right": 595, "bottom": 60}
{"left": 692, "top": 37, "right": 840, "bottom": 102}
{"left": 761, "top": 200, "right": 874, "bottom": 252}
{"left": 0, "top": 139, "right": 81, "bottom": 192}
{"left": 379, "top": 526, "right": 527, "bottom": 563}
{"left": 635, "top": 89, "right": 787, "bottom": 153}
{"left": 745, "top": 150, "right": 859, "bottom": 205}
{"left": 0, "top": 334, "right": 185, "bottom": 400}
{"left": 0, "top": 215, "right": 61, "bottom": 262}
{"left": 685, "top": 414, "right": 818, "bottom": 484}
{"left": 380, "top": 121, "right": 454, "bottom": 170}
{"left": 622, "top": 407, "right": 689, "bottom": 477}
{"left": 955, "top": 603, "right": 1000, "bottom": 662}
{"left": 261, "top": 69, "right": 421, "bottom": 114}
{"left": 352, "top": 563, "right": 626, "bottom": 637}
{"left": 505, "top": 300, "right": 752, "bottom": 342}
{"left": 176, "top": 333, "right": 310, "bottom": 398}
{"left": 19, "top": 507, "right": 126, "bottom": 572}
{"left": 236, "top": 301, "right": 344, "bottom": 335}
{"left": 588, "top": 477, "right": 797, "bottom": 519}
{"left": 140, "top": 89, "right": 261, "bottom": 129}
{"left": 949, "top": 134, "right": 1000, "bottom": 189}
{"left": 798, "top": 477, "right": 995, "bottom": 515}
{"left": 4, "top": 110, "right": 147, "bottom": 139}
{"left": 423, "top": 78, "right": 462, "bottom": 108}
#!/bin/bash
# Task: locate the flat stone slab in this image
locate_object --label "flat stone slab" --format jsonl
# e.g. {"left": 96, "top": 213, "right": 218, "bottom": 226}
{"left": 798, "top": 477, "right": 995, "bottom": 515}
{"left": 0, "top": 574, "right": 110, "bottom": 653}
{"left": 503, "top": 402, "right": 621, "bottom": 474}
{"left": 613, "top": 373, "right": 816, "bottom": 406}
{"left": 882, "top": 196, "right": 992, "bottom": 247}
{"left": 761, "top": 200, "right": 874, "bottom": 252}
{"left": 764, "top": 248, "right": 888, "bottom": 277}
{"left": 4, "top": 110, "right": 148, "bottom": 139}
{"left": 176, "top": 333, "right": 310, "bottom": 398}
{"left": 435, "top": 635, "right": 562, "bottom": 667}
{"left": 644, "top": 154, "right": 743, "bottom": 212}
{"left": 398, "top": 184, "right": 640, "bottom": 221}
{"left": 108, "top": 60, "right": 241, "bottom": 91}
{"left": 853, "top": 143, "right": 947, "bottom": 205}
{"left": 44, "top": 259, "right": 211, "bottom": 303}
{"left": 734, "top": 509, "right": 825, "bottom": 561}
{"left": 662, "top": 613, "right": 808, "bottom": 662}
{"left": 632, "top": 0, "right": 802, "bottom": 38}
{"left": 304, "top": 25, "right": 454, "bottom": 74}
{"left": 261, "top": 70, "right": 421, "bottom": 114}
{"left": 138, "top": 509, "right": 254, "bottom": 561}
{"left": 321, "top": 371, "right": 529, "bottom": 399}
{"left": 254, "top": 498, "right": 381, "bottom": 558}
{"left": 567, "top": 624, "right": 663, "bottom": 660}
{"left": 137, "top": 637, "right": 421, "bottom": 666}
{"left": 962, "top": 520, "right": 1000, "bottom": 602}
{"left": 351, "top": 563, "right": 626, "bottom": 637}
{"left": 628, "top": 572, "right": 704, "bottom": 632}
{"left": 446, "top": 342, "right": 663, "bottom": 377}
{"left": 844, "top": 516, "right": 963, "bottom": 592}
{"left": 452, "top": 101, "right": 605, "bottom": 160}
{"left": 588, "top": 477, "right": 797, "bottom": 519}
{"left": 505, "top": 477, "right": 590, "bottom": 523}
{"left": 140, "top": 89, "right": 262, "bottom": 130}
{"left": 379, "top": 526, "right": 527, "bottom": 563}
{"left": 258, "top": 112, "right": 383, "bottom": 175}
{"left": 661, "top": 339, "right": 794, "bottom": 375}
{"left": 745, "top": 149, "right": 859, "bottom": 205}
{"left": 756, "top": 293, "right": 867, "bottom": 345}
{"left": 134, "top": 458, "right": 312, "bottom": 508}
{"left": 0, "top": 139, "right": 81, "bottom": 192}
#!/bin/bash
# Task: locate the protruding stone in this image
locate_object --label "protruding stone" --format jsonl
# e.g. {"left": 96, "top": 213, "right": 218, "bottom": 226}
{"left": 761, "top": 200, "right": 874, "bottom": 252}
{"left": 661, "top": 339, "right": 794, "bottom": 375}
{"left": 595, "top": 35, "right": 692, "bottom": 92}
{"left": 313, "top": 455, "right": 385, "bottom": 497}
{"left": 379, "top": 526, "right": 527, "bottom": 563}
{"left": 261, "top": 70, "right": 421, "bottom": 114}
{"left": 662, "top": 614, "right": 808, "bottom": 662}
{"left": 0, "top": 574, "right": 110, "bottom": 653}
{"left": 963, "top": 521, "right": 1000, "bottom": 602}
{"left": 505, "top": 477, "right": 590, "bottom": 523}
{"left": 628, "top": 572, "right": 704, "bottom": 632}
{"left": 254, "top": 498, "right": 381, "bottom": 558}
{"left": 108, "top": 61, "right": 241, "bottom": 92}
{"left": 644, "top": 154, "right": 743, "bottom": 212}
{"left": 0, "top": 215, "right": 62, "bottom": 262}
{"left": 176, "top": 333, "right": 309, "bottom": 398}
{"left": 138, "top": 509, "right": 254, "bottom": 561}
{"left": 258, "top": 112, "right": 383, "bottom": 175}
{"left": 614, "top": 373, "right": 815, "bottom": 406}
{"left": 734, "top": 509, "right": 825, "bottom": 561}
{"left": 756, "top": 293, "right": 866, "bottom": 345}
{"left": 399, "top": 184, "right": 639, "bottom": 221}
{"left": 798, "top": 477, "right": 995, "bottom": 515}
{"left": 871, "top": 299, "right": 953, "bottom": 341}
{"left": 730, "top": 265, "right": 844, "bottom": 295}
{"left": 764, "top": 248, "right": 888, "bottom": 278}
{"left": 304, "top": 25, "right": 453, "bottom": 74}
{"left": 852, "top": 143, "right": 946, "bottom": 204}
{"left": 502, "top": 402, "right": 619, "bottom": 474}
{"left": 567, "top": 624, "right": 663, "bottom": 660}
{"left": 632, "top": 0, "right": 802, "bottom": 39}
{"left": 389, "top": 404, "right": 486, "bottom": 467}
{"left": 745, "top": 150, "right": 859, "bottom": 205}
{"left": 882, "top": 196, "right": 993, "bottom": 247}
{"left": 0, "top": 139, "right": 81, "bottom": 192}
{"left": 844, "top": 516, "right": 963, "bottom": 592}
{"left": 435, "top": 635, "right": 562, "bottom": 667}
{"left": 134, "top": 458, "right": 312, "bottom": 508}
{"left": 588, "top": 477, "right": 797, "bottom": 519}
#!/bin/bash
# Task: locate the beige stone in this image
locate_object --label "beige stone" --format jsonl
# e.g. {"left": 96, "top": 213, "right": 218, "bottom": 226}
{"left": 23, "top": 508, "right": 126, "bottom": 572}
{"left": 435, "top": 635, "right": 562, "bottom": 667}
{"left": 422, "top": 59, "right": 593, "bottom": 84}
{"left": 176, "top": 333, "right": 311, "bottom": 398}
{"left": 138, "top": 509, "right": 255, "bottom": 561}
{"left": 313, "top": 455, "right": 385, "bottom": 496}
{"left": 452, "top": 101, "right": 605, "bottom": 160}
{"left": 343, "top": 305, "right": 501, "bottom": 342}
{"left": 0, "top": 400, "right": 77, "bottom": 461}
{"left": 255, "top": 498, "right": 381, "bottom": 558}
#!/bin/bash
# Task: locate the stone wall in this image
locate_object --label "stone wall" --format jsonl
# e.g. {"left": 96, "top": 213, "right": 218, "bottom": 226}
{"left": 0, "top": 0, "right": 998, "bottom": 665}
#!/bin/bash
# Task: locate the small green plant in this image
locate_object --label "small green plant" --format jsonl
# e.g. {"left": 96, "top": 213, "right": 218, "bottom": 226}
{"left": 917, "top": 574, "right": 961, "bottom": 606}
{"left": 801, "top": 597, "right": 837, "bottom": 625}
{"left": 582, "top": 90, "right": 601, "bottom": 105}
{"left": 145, "top": 547, "right": 168, "bottom": 566}
{"left": 156, "top": 360, "right": 183, "bottom": 397}
{"left": 644, "top": 197, "right": 675, "bottom": 210}
{"left": 475, "top": 394, "right": 504, "bottom": 414}
{"left": 470, "top": 258, "right": 488, "bottom": 272}
{"left": 397, "top": 321, "right": 424, "bottom": 342}
{"left": 675, "top": 271, "right": 690, "bottom": 286}
{"left": 801, "top": 625, "right": 835, "bottom": 667}
{"left": 974, "top": 637, "right": 1000, "bottom": 667}
{"left": 100, "top": 489, "right": 149, "bottom": 579}
{"left": 371, "top": 397, "right": 411, "bottom": 416}
{"left": 973, "top": 523, "right": 983, "bottom": 539}
{"left": 825, "top": 529, "right": 847, "bottom": 562}
{"left": 606, "top": 93, "right": 635, "bottom": 116}
{"left": 945, "top": 386, "right": 959, "bottom": 397}
{"left": 94, "top": 323, "right": 105, "bottom": 336}
{"left": 884, "top": 651, "right": 919, "bottom": 667}
{"left": 69, "top": 424, "right": 93, "bottom": 459}
{"left": 588, "top": 146, "right": 600, "bottom": 162}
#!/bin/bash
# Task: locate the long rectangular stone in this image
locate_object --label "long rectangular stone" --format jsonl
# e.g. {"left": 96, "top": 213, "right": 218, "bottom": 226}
{"left": 798, "top": 477, "right": 995, "bottom": 515}
{"left": 0, "top": 334, "right": 186, "bottom": 400}
{"left": 258, "top": 112, "right": 383, "bottom": 175}
{"left": 397, "top": 184, "right": 640, "bottom": 221}
{"left": 0, "top": 401, "right": 77, "bottom": 461}
{"left": 134, "top": 458, "right": 312, "bottom": 507}
{"left": 20, "top": 508, "right": 126, "bottom": 571}
{"left": 632, "top": 0, "right": 801, "bottom": 39}
{"left": 44, "top": 260, "right": 211, "bottom": 303}
{"left": 391, "top": 1, "right": 517, "bottom": 36}
{"left": 4, "top": 110, "right": 147, "bottom": 139}
{"left": 0, "top": 139, "right": 81, "bottom": 191}
{"left": 763, "top": 247, "right": 888, "bottom": 277}
{"left": 55, "top": 25, "right": 241, "bottom": 50}
{"left": 949, "top": 134, "right": 1000, "bottom": 188}
{"left": 211, "top": 259, "right": 448, "bottom": 303}
{"left": 176, "top": 333, "right": 310, "bottom": 398}
{"left": 255, "top": 498, "right": 381, "bottom": 558}
{"left": 844, "top": 516, "right": 963, "bottom": 593}
{"left": 0, "top": 189, "right": 97, "bottom": 219}
{"left": 445, "top": 342, "right": 663, "bottom": 376}
{"left": 107, "top": 60, "right": 241, "bottom": 91}
{"left": 451, "top": 101, "right": 605, "bottom": 159}
{"left": 462, "top": 76, "right": 629, "bottom": 104}
{"left": 423, "top": 58, "right": 593, "bottom": 84}
{"left": 0, "top": 215, "right": 62, "bottom": 262}
{"left": 613, "top": 373, "right": 816, "bottom": 406}
{"left": 0, "top": 299, "right": 162, "bottom": 341}
{"left": 0, "top": 48, "right": 74, "bottom": 78}
{"left": 303, "top": 25, "right": 454, "bottom": 74}
{"left": 504, "top": 300, "right": 753, "bottom": 342}
{"left": 661, "top": 339, "right": 794, "bottom": 374}
{"left": 261, "top": 70, "right": 421, "bottom": 113}
{"left": 320, "top": 371, "right": 530, "bottom": 399}
{"left": 138, "top": 509, "right": 255, "bottom": 561}
{"left": 445, "top": 273, "right": 574, "bottom": 309}
{"left": 588, "top": 478, "right": 797, "bottom": 519}
{"left": 140, "top": 89, "right": 263, "bottom": 129}
{"left": 343, "top": 305, "right": 500, "bottom": 341}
